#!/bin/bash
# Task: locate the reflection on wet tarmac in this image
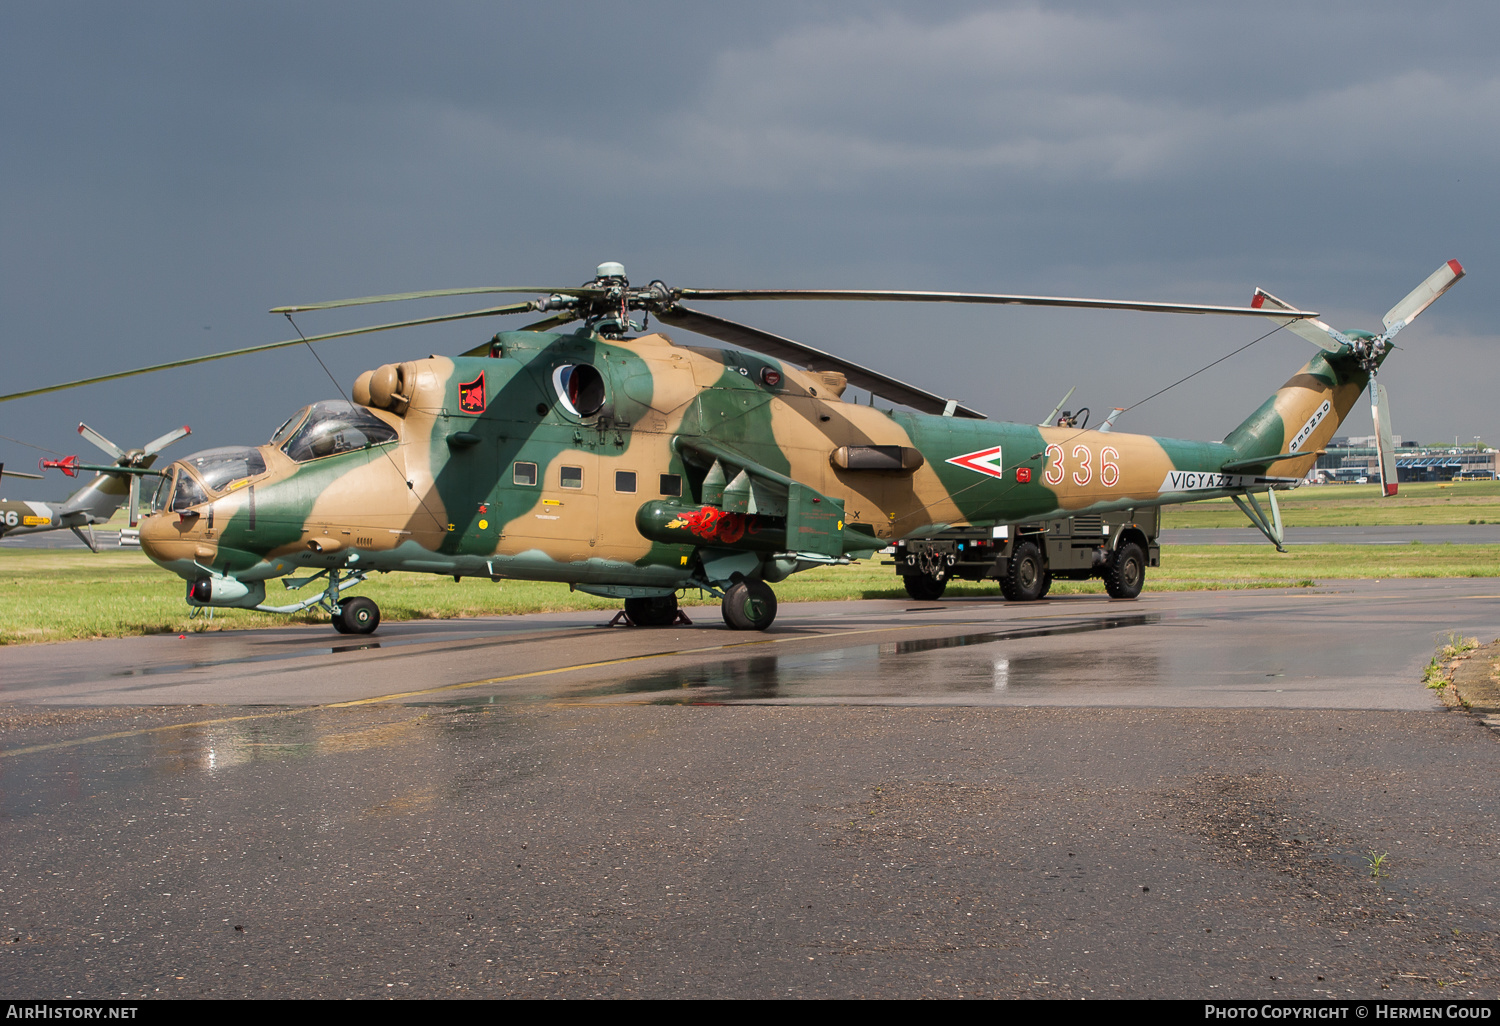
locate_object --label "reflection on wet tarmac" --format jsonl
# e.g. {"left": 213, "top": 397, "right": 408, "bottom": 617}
{"left": 110, "top": 642, "right": 382, "bottom": 678}
{"left": 579, "top": 613, "right": 1162, "bottom": 704}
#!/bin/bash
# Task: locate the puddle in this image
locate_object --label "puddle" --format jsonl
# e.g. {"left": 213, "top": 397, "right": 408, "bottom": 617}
{"left": 572, "top": 613, "right": 1162, "bottom": 704}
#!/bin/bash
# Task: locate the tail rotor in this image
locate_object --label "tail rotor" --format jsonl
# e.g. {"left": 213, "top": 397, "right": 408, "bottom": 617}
{"left": 1255, "top": 260, "right": 1465, "bottom": 497}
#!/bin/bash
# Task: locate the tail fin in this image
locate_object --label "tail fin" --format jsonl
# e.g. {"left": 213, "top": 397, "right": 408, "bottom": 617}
{"left": 1222, "top": 349, "right": 1367, "bottom": 477}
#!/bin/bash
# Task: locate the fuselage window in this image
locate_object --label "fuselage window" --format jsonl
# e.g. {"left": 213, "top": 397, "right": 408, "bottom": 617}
{"left": 513, "top": 462, "right": 538, "bottom": 486}
{"left": 659, "top": 474, "right": 681, "bottom": 497}
{"left": 615, "top": 471, "right": 637, "bottom": 493}
{"left": 560, "top": 466, "right": 583, "bottom": 489}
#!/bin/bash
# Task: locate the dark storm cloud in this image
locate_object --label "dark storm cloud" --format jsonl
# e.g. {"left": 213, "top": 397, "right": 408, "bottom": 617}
{"left": 3, "top": 1, "right": 1497, "bottom": 478}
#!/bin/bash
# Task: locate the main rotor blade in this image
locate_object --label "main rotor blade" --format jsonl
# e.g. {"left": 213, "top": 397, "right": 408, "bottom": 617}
{"left": 675, "top": 288, "right": 1318, "bottom": 319}
{"left": 0, "top": 302, "right": 538, "bottom": 404}
{"left": 142, "top": 425, "right": 192, "bottom": 456}
{"left": 656, "top": 304, "right": 986, "bottom": 419}
{"left": 77, "top": 423, "right": 125, "bottom": 460}
{"left": 520, "top": 312, "right": 581, "bottom": 333}
{"left": 1382, "top": 259, "right": 1465, "bottom": 340}
{"left": 271, "top": 287, "right": 602, "bottom": 313}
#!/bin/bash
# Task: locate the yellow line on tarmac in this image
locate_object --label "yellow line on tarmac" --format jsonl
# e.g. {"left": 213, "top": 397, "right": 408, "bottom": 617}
{"left": 1, "top": 619, "right": 999, "bottom": 757}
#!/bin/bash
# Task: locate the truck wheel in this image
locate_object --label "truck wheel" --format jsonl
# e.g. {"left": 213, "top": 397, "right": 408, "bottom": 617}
{"left": 1036, "top": 568, "right": 1052, "bottom": 600}
{"left": 335, "top": 596, "right": 380, "bottom": 634}
{"left": 1000, "top": 540, "right": 1047, "bottom": 601}
{"left": 625, "top": 594, "right": 678, "bottom": 626}
{"left": 1103, "top": 542, "right": 1145, "bottom": 599}
{"left": 721, "top": 580, "right": 777, "bottom": 631}
{"left": 903, "top": 573, "right": 947, "bottom": 601}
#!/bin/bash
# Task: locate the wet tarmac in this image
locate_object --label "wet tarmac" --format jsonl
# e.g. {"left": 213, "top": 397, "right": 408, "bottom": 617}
{"left": 4, "top": 582, "right": 1500, "bottom": 998}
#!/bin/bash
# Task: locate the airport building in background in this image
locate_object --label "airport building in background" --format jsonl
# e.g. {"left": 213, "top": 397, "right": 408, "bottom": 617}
{"left": 1314, "top": 437, "right": 1498, "bottom": 484}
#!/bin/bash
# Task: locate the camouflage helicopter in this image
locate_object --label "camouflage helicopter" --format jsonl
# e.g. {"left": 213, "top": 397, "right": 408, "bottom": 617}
{"left": 0, "top": 260, "right": 1463, "bottom": 634}
{"left": 1, "top": 423, "right": 190, "bottom": 549}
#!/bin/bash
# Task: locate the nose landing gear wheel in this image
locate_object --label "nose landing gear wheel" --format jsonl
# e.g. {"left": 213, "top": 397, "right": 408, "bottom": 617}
{"left": 721, "top": 580, "right": 777, "bottom": 631}
{"left": 333, "top": 596, "right": 380, "bottom": 634}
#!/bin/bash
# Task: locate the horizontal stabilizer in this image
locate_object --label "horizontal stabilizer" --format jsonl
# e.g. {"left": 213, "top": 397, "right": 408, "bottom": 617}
{"left": 0, "top": 463, "right": 45, "bottom": 481}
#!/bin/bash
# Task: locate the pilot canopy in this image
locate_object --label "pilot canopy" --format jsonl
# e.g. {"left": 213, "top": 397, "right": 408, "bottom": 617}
{"left": 270, "top": 400, "right": 399, "bottom": 462}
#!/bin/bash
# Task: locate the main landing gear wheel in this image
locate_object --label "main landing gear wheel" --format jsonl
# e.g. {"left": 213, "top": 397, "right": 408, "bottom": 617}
{"left": 1103, "top": 541, "right": 1146, "bottom": 599}
{"left": 999, "top": 540, "right": 1048, "bottom": 602}
{"left": 624, "top": 594, "right": 679, "bottom": 627}
{"left": 903, "top": 572, "right": 948, "bottom": 601}
{"left": 721, "top": 579, "right": 777, "bottom": 631}
{"left": 333, "top": 596, "right": 380, "bottom": 635}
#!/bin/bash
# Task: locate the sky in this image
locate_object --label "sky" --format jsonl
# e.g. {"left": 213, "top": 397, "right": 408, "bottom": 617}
{"left": 3, "top": 1, "right": 1497, "bottom": 490}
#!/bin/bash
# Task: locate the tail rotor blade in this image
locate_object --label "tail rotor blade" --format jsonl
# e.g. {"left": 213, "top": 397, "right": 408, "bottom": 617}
{"left": 1371, "top": 377, "right": 1398, "bottom": 498}
{"left": 1382, "top": 260, "right": 1465, "bottom": 340}
{"left": 77, "top": 423, "right": 125, "bottom": 460}
{"left": 142, "top": 425, "right": 191, "bottom": 457}
{"left": 1252, "top": 289, "right": 1351, "bottom": 352}
{"left": 128, "top": 476, "right": 140, "bottom": 527}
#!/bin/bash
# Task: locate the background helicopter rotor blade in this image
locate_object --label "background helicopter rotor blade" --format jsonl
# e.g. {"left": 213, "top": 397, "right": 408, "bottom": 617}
{"left": 142, "top": 425, "right": 192, "bottom": 456}
{"left": 77, "top": 423, "right": 126, "bottom": 461}
{"left": 0, "top": 301, "right": 540, "bottom": 403}
{"left": 656, "top": 304, "right": 985, "bottom": 419}
{"left": 271, "top": 287, "right": 603, "bottom": 313}
{"left": 673, "top": 287, "right": 1317, "bottom": 319}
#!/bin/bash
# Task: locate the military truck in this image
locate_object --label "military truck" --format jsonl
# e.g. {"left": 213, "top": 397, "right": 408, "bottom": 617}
{"left": 891, "top": 507, "right": 1160, "bottom": 601}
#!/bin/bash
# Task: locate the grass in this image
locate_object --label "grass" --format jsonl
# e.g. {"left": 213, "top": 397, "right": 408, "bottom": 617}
{"left": 3, "top": 543, "right": 1500, "bottom": 645}
{"left": 1423, "top": 631, "right": 1483, "bottom": 691}
{"left": 1163, "top": 480, "right": 1500, "bottom": 529}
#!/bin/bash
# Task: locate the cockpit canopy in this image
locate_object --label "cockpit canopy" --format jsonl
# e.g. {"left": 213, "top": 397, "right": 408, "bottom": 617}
{"left": 151, "top": 445, "right": 267, "bottom": 512}
{"left": 271, "top": 400, "right": 399, "bottom": 462}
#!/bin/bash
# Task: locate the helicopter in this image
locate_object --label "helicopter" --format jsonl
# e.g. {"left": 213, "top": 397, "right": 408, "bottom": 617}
{"left": 0, "top": 259, "right": 1464, "bottom": 634}
{"left": 1, "top": 423, "right": 190, "bottom": 549}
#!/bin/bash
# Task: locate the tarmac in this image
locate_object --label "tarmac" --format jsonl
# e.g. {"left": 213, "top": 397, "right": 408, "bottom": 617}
{"left": 3, "top": 583, "right": 1500, "bottom": 998}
